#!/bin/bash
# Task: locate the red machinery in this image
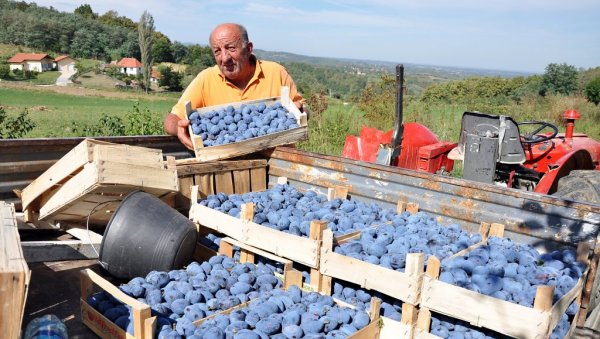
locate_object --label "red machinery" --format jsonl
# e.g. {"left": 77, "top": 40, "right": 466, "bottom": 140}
{"left": 342, "top": 65, "right": 600, "bottom": 201}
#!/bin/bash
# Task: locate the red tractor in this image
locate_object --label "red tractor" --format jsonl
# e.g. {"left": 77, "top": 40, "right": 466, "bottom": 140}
{"left": 342, "top": 65, "right": 600, "bottom": 203}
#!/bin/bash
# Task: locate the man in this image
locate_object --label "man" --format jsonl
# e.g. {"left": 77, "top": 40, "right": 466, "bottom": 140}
{"left": 164, "top": 23, "right": 304, "bottom": 150}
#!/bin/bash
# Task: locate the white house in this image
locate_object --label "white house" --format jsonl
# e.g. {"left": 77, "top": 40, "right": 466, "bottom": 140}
{"left": 54, "top": 55, "right": 77, "bottom": 72}
{"left": 117, "top": 57, "right": 143, "bottom": 76}
{"left": 7, "top": 53, "right": 54, "bottom": 72}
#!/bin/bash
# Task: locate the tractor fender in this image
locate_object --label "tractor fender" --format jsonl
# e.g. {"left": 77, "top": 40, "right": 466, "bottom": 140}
{"left": 534, "top": 149, "right": 595, "bottom": 195}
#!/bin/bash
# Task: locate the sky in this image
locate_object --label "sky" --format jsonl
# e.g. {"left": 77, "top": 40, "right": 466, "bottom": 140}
{"left": 31, "top": 0, "right": 600, "bottom": 73}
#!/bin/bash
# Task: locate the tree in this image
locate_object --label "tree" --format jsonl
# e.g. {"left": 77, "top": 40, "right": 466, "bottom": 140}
{"left": 138, "top": 11, "right": 154, "bottom": 94}
{"left": 74, "top": 4, "right": 97, "bottom": 19}
{"left": 153, "top": 36, "right": 173, "bottom": 63}
{"left": 171, "top": 41, "right": 189, "bottom": 64}
{"left": 157, "top": 66, "right": 183, "bottom": 91}
{"left": 585, "top": 77, "right": 600, "bottom": 105}
{"left": 541, "top": 63, "right": 578, "bottom": 96}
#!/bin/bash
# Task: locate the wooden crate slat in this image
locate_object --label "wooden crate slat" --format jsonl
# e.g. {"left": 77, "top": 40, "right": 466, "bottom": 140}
{"left": 176, "top": 159, "right": 267, "bottom": 176}
{"left": 233, "top": 169, "right": 251, "bottom": 194}
{"left": 194, "top": 174, "right": 215, "bottom": 198}
{"left": 189, "top": 204, "right": 245, "bottom": 240}
{"left": 244, "top": 222, "right": 320, "bottom": 268}
{"left": 214, "top": 171, "right": 234, "bottom": 195}
{"left": 250, "top": 167, "right": 267, "bottom": 191}
{"left": 97, "top": 161, "right": 178, "bottom": 191}
{"left": 0, "top": 202, "right": 31, "bottom": 339}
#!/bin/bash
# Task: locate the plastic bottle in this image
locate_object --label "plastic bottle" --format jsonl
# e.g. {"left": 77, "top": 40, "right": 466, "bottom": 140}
{"left": 23, "top": 314, "right": 68, "bottom": 339}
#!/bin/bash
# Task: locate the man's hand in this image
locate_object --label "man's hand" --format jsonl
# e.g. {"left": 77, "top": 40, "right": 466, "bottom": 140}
{"left": 164, "top": 113, "right": 194, "bottom": 150}
{"left": 176, "top": 119, "right": 194, "bottom": 150}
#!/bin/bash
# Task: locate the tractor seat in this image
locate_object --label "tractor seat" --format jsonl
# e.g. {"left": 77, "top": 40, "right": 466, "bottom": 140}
{"left": 451, "top": 112, "right": 526, "bottom": 184}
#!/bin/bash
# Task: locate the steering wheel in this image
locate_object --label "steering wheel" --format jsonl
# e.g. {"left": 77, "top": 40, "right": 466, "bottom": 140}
{"left": 517, "top": 121, "right": 559, "bottom": 144}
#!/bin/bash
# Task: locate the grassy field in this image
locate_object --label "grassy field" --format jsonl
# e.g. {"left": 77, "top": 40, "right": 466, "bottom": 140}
{"left": 0, "top": 85, "right": 175, "bottom": 137}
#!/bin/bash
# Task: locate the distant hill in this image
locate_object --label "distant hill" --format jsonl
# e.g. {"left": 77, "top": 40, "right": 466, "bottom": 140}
{"left": 254, "top": 49, "right": 534, "bottom": 80}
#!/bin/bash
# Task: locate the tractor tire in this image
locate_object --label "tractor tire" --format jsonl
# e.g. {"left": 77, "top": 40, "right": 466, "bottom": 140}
{"left": 553, "top": 170, "right": 600, "bottom": 204}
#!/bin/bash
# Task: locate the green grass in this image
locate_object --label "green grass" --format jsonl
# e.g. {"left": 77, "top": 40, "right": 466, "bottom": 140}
{"left": 29, "top": 71, "right": 60, "bottom": 85}
{"left": 298, "top": 100, "right": 366, "bottom": 155}
{"left": 0, "top": 87, "right": 175, "bottom": 137}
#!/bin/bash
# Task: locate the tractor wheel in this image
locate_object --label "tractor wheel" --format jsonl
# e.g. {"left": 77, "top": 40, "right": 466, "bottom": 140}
{"left": 552, "top": 170, "right": 600, "bottom": 204}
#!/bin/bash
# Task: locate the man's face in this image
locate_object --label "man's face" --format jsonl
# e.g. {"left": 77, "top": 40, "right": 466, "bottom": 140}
{"left": 210, "top": 27, "right": 252, "bottom": 82}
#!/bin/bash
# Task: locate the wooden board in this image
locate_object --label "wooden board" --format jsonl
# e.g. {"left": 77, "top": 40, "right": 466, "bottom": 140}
{"left": 37, "top": 160, "right": 178, "bottom": 223}
{"left": 80, "top": 269, "right": 153, "bottom": 339}
{"left": 0, "top": 202, "right": 31, "bottom": 339}
{"left": 186, "top": 88, "right": 308, "bottom": 162}
{"left": 319, "top": 228, "right": 424, "bottom": 305}
{"left": 189, "top": 203, "right": 322, "bottom": 268}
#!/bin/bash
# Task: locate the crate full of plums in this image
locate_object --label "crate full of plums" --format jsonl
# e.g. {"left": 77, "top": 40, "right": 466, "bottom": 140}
{"left": 185, "top": 86, "right": 308, "bottom": 162}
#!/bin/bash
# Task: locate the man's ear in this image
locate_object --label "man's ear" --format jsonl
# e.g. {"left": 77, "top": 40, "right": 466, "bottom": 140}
{"left": 246, "top": 41, "right": 253, "bottom": 55}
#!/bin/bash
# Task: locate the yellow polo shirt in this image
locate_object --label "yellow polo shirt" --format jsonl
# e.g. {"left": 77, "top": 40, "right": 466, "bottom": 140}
{"left": 171, "top": 58, "right": 303, "bottom": 119}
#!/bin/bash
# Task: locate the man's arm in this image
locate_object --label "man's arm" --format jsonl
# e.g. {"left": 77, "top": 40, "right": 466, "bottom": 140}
{"left": 164, "top": 113, "right": 194, "bottom": 150}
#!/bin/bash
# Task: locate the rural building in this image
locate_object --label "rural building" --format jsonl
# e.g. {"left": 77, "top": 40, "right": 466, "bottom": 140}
{"left": 7, "top": 53, "right": 54, "bottom": 72}
{"left": 117, "top": 57, "right": 142, "bottom": 76}
{"left": 54, "top": 55, "right": 77, "bottom": 72}
{"left": 150, "top": 67, "right": 161, "bottom": 83}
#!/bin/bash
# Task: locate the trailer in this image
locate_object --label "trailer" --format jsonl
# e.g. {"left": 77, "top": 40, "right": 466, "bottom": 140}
{"left": 1, "top": 136, "right": 600, "bottom": 337}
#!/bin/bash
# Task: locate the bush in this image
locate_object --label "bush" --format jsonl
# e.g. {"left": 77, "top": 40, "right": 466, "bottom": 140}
{"left": 71, "top": 114, "right": 125, "bottom": 136}
{"left": 0, "top": 106, "right": 36, "bottom": 138}
{"left": 541, "top": 63, "right": 578, "bottom": 96}
{"left": 0, "top": 64, "right": 10, "bottom": 79}
{"left": 585, "top": 77, "right": 600, "bottom": 105}
{"left": 125, "top": 101, "right": 163, "bottom": 135}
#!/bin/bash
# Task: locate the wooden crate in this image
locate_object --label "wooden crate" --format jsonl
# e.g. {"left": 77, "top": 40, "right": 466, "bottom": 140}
{"left": 20, "top": 138, "right": 178, "bottom": 224}
{"left": 192, "top": 291, "right": 383, "bottom": 339}
{"left": 190, "top": 201, "right": 325, "bottom": 268}
{"left": 418, "top": 226, "right": 590, "bottom": 339}
{"left": 81, "top": 237, "right": 303, "bottom": 338}
{"left": 413, "top": 305, "right": 581, "bottom": 339}
{"left": 0, "top": 202, "right": 31, "bottom": 339}
{"left": 80, "top": 269, "right": 154, "bottom": 339}
{"left": 174, "top": 159, "right": 268, "bottom": 211}
{"left": 189, "top": 179, "right": 349, "bottom": 270}
{"left": 185, "top": 86, "right": 308, "bottom": 162}
{"left": 320, "top": 228, "right": 425, "bottom": 305}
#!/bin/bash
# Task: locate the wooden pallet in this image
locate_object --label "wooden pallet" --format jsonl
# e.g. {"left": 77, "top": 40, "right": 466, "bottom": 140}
{"left": 0, "top": 202, "right": 31, "bottom": 339}
{"left": 418, "top": 225, "right": 590, "bottom": 339}
{"left": 184, "top": 86, "right": 308, "bottom": 162}
{"left": 20, "top": 139, "right": 179, "bottom": 225}
{"left": 80, "top": 269, "right": 154, "bottom": 339}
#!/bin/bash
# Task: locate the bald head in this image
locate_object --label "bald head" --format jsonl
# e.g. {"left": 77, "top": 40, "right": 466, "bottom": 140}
{"left": 209, "top": 23, "right": 255, "bottom": 89}
{"left": 210, "top": 23, "right": 249, "bottom": 47}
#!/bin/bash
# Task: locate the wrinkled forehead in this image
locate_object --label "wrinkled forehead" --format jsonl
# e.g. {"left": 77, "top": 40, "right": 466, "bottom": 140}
{"left": 210, "top": 28, "right": 243, "bottom": 47}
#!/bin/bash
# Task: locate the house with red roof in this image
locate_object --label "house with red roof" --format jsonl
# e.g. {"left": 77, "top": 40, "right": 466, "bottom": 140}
{"left": 54, "top": 55, "right": 77, "bottom": 72}
{"left": 117, "top": 57, "right": 143, "bottom": 76}
{"left": 7, "top": 53, "right": 54, "bottom": 72}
